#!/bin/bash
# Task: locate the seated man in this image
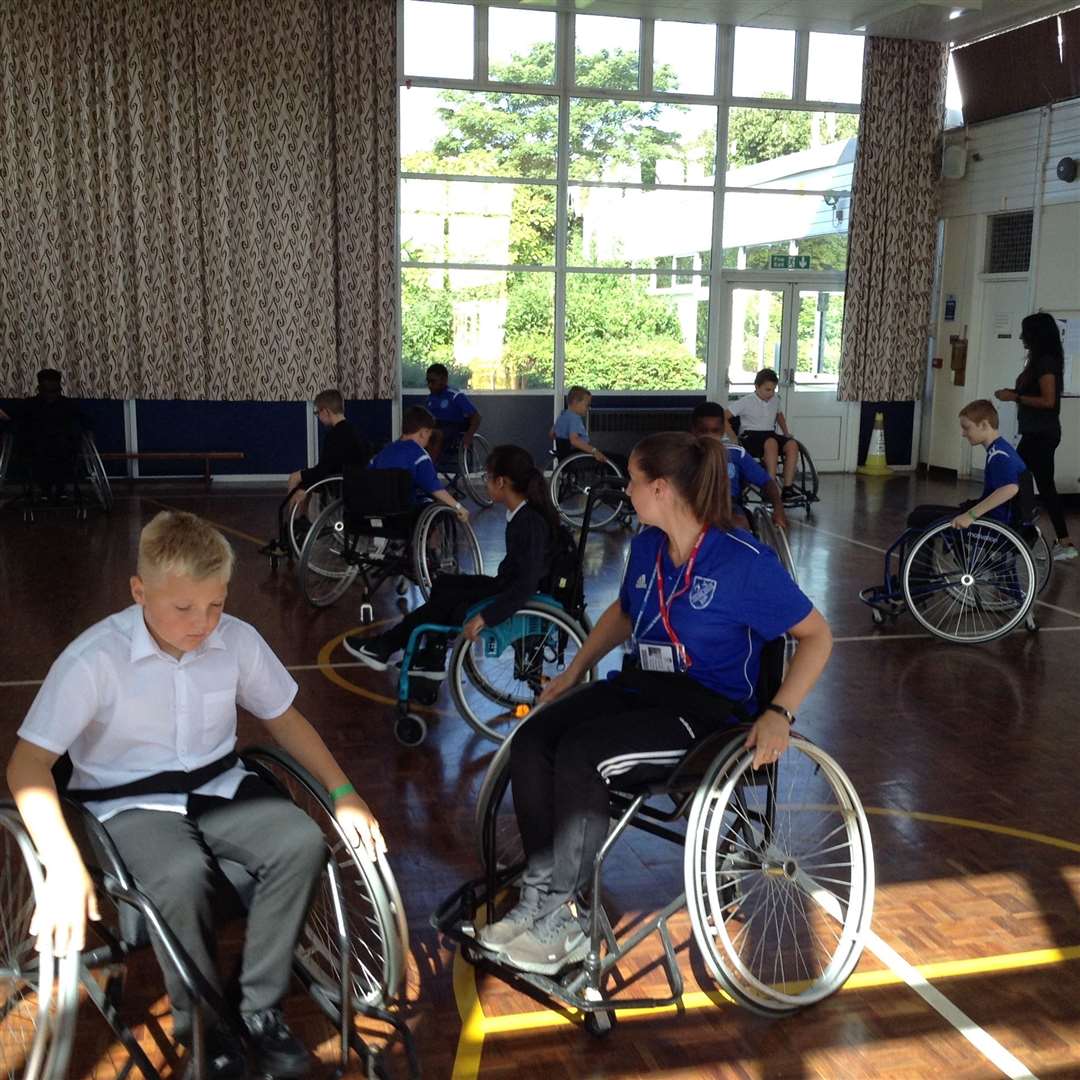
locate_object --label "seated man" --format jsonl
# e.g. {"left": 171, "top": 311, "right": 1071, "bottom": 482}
{"left": 691, "top": 402, "right": 787, "bottom": 531}
{"left": 906, "top": 399, "right": 1025, "bottom": 532}
{"left": 9, "top": 368, "right": 85, "bottom": 500}
{"left": 550, "top": 386, "right": 607, "bottom": 464}
{"left": 424, "top": 363, "right": 480, "bottom": 460}
{"left": 286, "top": 389, "right": 370, "bottom": 508}
{"left": 725, "top": 369, "right": 801, "bottom": 503}
{"left": 6, "top": 510, "right": 386, "bottom": 1079}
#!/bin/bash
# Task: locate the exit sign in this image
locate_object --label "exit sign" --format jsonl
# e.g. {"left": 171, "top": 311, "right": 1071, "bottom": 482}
{"left": 769, "top": 255, "right": 812, "bottom": 270}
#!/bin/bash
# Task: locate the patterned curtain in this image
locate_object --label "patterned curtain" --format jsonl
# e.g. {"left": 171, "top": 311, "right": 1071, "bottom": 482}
{"left": 838, "top": 37, "right": 948, "bottom": 403}
{"left": 0, "top": 0, "right": 397, "bottom": 401}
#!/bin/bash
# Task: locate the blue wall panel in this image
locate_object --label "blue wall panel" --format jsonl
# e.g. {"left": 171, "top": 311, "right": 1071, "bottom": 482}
{"left": 344, "top": 399, "right": 393, "bottom": 452}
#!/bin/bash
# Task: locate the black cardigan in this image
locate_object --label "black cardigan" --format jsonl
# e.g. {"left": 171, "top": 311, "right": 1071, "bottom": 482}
{"left": 484, "top": 503, "right": 555, "bottom": 626}
{"left": 300, "top": 420, "right": 371, "bottom": 487}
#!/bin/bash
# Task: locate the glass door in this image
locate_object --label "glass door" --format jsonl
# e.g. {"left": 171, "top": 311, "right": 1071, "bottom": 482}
{"left": 725, "top": 281, "right": 849, "bottom": 471}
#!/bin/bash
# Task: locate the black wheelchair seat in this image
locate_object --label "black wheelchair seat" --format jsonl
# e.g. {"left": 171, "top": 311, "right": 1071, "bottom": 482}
{"left": 342, "top": 464, "right": 416, "bottom": 538}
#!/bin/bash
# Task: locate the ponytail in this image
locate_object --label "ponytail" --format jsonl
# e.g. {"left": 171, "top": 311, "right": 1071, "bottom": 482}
{"left": 631, "top": 431, "right": 732, "bottom": 530}
{"left": 486, "top": 444, "right": 560, "bottom": 533}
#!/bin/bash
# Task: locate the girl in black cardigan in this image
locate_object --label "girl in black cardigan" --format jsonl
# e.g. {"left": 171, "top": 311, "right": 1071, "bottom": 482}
{"left": 344, "top": 445, "right": 559, "bottom": 678}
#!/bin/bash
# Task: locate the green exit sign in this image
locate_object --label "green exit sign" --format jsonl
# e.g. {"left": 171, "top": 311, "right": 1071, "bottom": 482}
{"left": 769, "top": 255, "right": 812, "bottom": 270}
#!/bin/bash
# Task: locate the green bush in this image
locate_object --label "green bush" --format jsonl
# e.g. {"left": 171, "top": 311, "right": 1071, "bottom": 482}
{"left": 565, "top": 339, "right": 702, "bottom": 391}
{"left": 401, "top": 354, "right": 473, "bottom": 391}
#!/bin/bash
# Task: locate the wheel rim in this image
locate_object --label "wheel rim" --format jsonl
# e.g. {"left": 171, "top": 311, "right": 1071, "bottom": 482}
{"left": 461, "top": 436, "right": 493, "bottom": 508}
{"left": 80, "top": 435, "right": 113, "bottom": 512}
{"left": 243, "top": 753, "right": 403, "bottom": 1009}
{"left": 551, "top": 457, "right": 622, "bottom": 528}
{"left": 473, "top": 737, "right": 524, "bottom": 872}
{"left": 414, "top": 507, "right": 483, "bottom": 599}
{"left": 903, "top": 521, "right": 1035, "bottom": 643}
{"left": 752, "top": 509, "right": 798, "bottom": 586}
{"left": 297, "top": 500, "right": 360, "bottom": 607}
{"left": 1032, "top": 530, "right": 1052, "bottom": 594}
{"left": 450, "top": 606, "right": 587, "bottom": 742}
{"left": 685, "top": 736, "right": 874, "bottom": 1013}
{"left": 288, "top": 477, "right": 341, "bottom": 560}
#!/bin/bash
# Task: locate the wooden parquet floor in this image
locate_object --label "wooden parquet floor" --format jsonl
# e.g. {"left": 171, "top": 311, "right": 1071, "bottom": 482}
{"left": 2, "top": 472, "right": 1079, "bottom": 1078}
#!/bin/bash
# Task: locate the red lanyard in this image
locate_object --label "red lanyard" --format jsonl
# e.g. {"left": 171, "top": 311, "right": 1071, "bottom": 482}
{"left": 654, "top": 528, "right": 707, "bottom": 670}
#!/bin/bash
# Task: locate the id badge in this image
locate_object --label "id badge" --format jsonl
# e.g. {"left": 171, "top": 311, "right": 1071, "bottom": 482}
{"left": 638, "top": 642, "right": 679, "bottom": 673}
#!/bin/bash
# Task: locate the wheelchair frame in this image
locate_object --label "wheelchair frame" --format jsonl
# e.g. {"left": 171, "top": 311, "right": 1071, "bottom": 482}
{"left": 0, "top": 429, "right": 113, "bottom": 521}
{"left": 548, "top": 451, "right": 632, "bottom": 531}
{"left": 738, "top": 436, "right": 819, "bottom": 518}
{"left": 0, "top": 748, "right": 417, "bottom": 1080}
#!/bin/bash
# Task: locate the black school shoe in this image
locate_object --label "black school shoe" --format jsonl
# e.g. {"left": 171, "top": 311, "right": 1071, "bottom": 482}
{"left": 242, "top": 1008, "right": 312, "bottom": 1078}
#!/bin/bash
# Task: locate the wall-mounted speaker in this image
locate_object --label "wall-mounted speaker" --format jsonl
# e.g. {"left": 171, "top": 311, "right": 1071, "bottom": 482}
{"left": 1056, "top": 156, "right": 1077, "bottom": 183}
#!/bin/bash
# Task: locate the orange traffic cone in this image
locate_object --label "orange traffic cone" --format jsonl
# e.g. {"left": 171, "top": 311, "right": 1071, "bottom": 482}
{"left": 857, "top": 411, "right": 893, "bottom": 476}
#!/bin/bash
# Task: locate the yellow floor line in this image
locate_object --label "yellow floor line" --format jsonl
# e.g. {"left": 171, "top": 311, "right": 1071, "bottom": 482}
{"left": 143, "top": 497, "right": 268, "bottom": 548}
{"left": 864, "top": 806, "right": 1080, "bottom": 854}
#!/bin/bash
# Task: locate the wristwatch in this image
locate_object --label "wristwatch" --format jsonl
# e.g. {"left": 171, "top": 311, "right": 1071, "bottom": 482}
{"left": 765, "top": 702, "right": 795, "bottom": 725}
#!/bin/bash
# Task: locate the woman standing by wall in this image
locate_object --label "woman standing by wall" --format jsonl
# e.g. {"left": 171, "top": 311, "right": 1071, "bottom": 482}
{"left": 995, "top": 312, "right": 1076, "bottom": 561}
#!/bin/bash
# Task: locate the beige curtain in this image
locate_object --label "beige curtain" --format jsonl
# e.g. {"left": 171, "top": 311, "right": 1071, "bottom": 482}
{"left": 838, "top": 36, "right": 948, "bottom": 402}
{"left": 0, "top": 0, "right": 397, "bottom": 401}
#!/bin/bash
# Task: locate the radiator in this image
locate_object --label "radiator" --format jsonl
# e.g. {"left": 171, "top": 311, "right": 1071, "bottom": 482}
{"left": 588, "top": 408, "right": 694, "bottom": 456}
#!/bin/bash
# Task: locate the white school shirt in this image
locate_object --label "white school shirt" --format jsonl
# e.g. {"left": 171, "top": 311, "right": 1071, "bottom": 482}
{"left": 19, "top": 606, "right": 298, "bottom": 822}
{"left": 729, "top": 393, "right": 780, "bottom": 433}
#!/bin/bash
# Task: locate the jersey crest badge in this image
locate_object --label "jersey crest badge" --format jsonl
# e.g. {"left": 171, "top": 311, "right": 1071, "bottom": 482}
{"left": 689, "top": 575, "right": 717, "bottom": 610}
{"left": 635, "top": 574, "right": 647, "bottom": 588}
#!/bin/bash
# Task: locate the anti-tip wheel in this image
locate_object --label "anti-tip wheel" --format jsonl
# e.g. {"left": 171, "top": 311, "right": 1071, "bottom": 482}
{"left": 394, "top": 713, "right": 428, "bottom": 747}
{"left": 584, "top": 1009, "right": 616, "bottom": 1038}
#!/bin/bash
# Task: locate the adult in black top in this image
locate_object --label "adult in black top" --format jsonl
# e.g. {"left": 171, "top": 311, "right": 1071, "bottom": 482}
{"left": 343, "top": 444, "right": 558, "bottom": 677}
{"left": 287, "top": 389, "right": 371, "bottom": 502}
{"left": 6, "top": 369, "right": 85, "bottom": 498}
{"left": 995, "top": 312, "right": 1075, "bottom": 558}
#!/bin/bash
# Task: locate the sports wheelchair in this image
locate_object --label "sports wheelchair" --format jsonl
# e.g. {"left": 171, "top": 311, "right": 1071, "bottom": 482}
{"left": 262, "top": 475, "right": 346, "bottom": 571}
{"left": 859, "top": 473, "right": 1052, "bottom": 644}
{"left": 433, "top": 639, "right": 875, "bottom": 1034}
{"left": 295, "top": 465, "right": 483, "bottom": 609}
{"left": 433, "top": 429, "right": 493, "bottom": 510}
{"left": 548, "top": 440, "right": 632, "bottom": 531}
{"left": 0, "top": 429, "right": 113, "bottom": 521}
{"left": 728, "top": 419, "right": 819, "bottom": 518}
{"left": 0, "top": 748, "right": 415, "bottom": 1080}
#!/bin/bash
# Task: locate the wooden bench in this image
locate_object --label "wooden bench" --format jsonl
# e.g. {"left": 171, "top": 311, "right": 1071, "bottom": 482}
{"left": 100, "top": 451, "right": 245, "bottom": 484}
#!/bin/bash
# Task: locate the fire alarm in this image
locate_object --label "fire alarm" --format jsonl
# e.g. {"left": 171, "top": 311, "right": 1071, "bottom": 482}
{"left": 1057, "top": 156, "right": 1077, "bottom": 182}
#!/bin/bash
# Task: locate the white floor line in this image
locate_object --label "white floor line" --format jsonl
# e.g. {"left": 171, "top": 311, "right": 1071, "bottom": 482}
{"left": 865, "top": 930, "right": 1039, "bottom": 1080}
{"left": 832, "top": 633, "right": 933, "bottom": 643}
{"left": 791, "top": 519, "right": 1080, "bottom": 620}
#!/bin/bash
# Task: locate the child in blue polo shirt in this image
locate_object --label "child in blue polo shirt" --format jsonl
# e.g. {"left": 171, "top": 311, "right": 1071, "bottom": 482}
{"left": 551, "top": 386, "right": 607, "bottom": 464}
{"left": 425, "top": 363, "right": 481, "bottom": 450}
{"left": 474, "top": 431, "right": 832, "bottom": 976}
{"left": 906, "top": 399, "right": 1026, "bottom": 531}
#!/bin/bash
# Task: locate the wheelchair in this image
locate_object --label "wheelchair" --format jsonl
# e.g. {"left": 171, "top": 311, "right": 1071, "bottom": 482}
{"left": 748, "top": 505, "right": 799, "bottom": 586}
{"left": 0, "top": 747, "right": 415, "bottom": 1080}
{"left": 548, "top": 440, "right": 632, "bottom": 531}
{"left": 433, "top": 429, "right": 493, "bottom": 509}
{"left": 262, "top": 474, "right": 344, "bottom": 571}
{"left": 0, "top": 429, "right": 113, "bottom": 520}
{"left": 433, "top": 638, "right": 875, "bottom": 1034}
{"left": 385, "top": 490, "right": 609, "bottom": 748}
{"left": 296, "top": 465, "right": 483, "bottom": 609}
{"left": 859, "top": 473, "right": 1052, "bottom": 644}
{"left": 728, "top": 420, "right": 819, "bottom": 518}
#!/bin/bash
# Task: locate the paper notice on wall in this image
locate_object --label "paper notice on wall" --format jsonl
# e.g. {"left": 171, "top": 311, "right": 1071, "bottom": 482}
{"left": 1056, "top": 317, "right": 1080, "bottom": 395}
{"left": 993, "top": 312, "right": 1012, "bottom": 338}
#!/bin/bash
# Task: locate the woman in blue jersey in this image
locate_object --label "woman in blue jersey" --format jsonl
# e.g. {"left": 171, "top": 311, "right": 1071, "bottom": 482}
{"left": 478, "top": 431, "right": 832, "bottom": 976}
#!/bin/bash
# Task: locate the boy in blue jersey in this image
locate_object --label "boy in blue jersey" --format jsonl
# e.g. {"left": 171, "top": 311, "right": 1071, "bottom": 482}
{"left": 425, "top": 363, "right": 481, "bottom": 451}
{"left": 550, "top": 386, "right": 607, "bottom": 464}
{"left": 906, "top": 399, "right": 1026, "bottom": 531}
{"left": 370, "top": 406, "right": 470, "bottom": 520}
{"left": 691, "top": 402, "right": 787, "bottom": 530}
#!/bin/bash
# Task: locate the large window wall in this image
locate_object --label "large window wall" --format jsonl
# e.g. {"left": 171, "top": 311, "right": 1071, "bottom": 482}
{"left": 399, "top": 1, "right": 863, "bottom": 397}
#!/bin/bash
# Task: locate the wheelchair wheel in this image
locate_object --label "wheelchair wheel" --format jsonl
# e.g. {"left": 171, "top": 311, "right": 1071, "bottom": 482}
{"left": 458, "top": 434, "right": 493, "bottom": 508}
{"left": 287, "top": 476, "right": 341, "bottom": 560}
{"left": 902, "top": 520, "right": 1036, "bottom": 644}
{"left": 793, "top": 441, "right": 818, "bottom": 507}
{"left": 472, "top": 734, "right": 524, "bottom": 872}
{"left": 1031, "top": 527, "right": 1053, "bottom": 595}
{"left": 0, "top": 432, "right": 12, "bottom": 488}
{"left": 412, "top": 503, "right": 483, "bottom": 599}
{"left": 241, "top": 748, "right": 407, "bottom": 1010}
{"left": 449, "top": 602, "right": 590, "bottom": 743}
{"left": 752, "top": 507, "right": 798, "bottom": 586}
{"left": 79, "top": 433, "right": 113, "bottom": 513}
{"left": 296, "top": 497, "right": 361, "bottom": 608}
{"left": 550, "top": 454, "right": 623, "bottom": 529}
{"left": 0, "top": 809, "right": 79, "bottom": 1080}
{"left": 685, "top": 733, "right": 874, "bottom": 1016}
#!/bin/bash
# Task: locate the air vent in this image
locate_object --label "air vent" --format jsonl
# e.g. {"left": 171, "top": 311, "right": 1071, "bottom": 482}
{"left": 985, "top": 211, "right": 1033, "bottom": 274}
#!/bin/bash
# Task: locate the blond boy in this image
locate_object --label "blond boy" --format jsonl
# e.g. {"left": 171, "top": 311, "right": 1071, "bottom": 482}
{"left": 7, "top": 511, "right": 384, "bottom": 1078}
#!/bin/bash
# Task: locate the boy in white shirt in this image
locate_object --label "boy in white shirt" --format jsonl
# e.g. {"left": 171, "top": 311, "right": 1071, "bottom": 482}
{"left": 6, "top": 510, "right": 386, "bottom": 1078}
{"left": 725, "top": 368, "right": 801, "bottom": 502}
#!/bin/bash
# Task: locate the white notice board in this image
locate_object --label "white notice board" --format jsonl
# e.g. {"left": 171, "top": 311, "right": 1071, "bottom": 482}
{"left": 1048, "top": 311, "right": 1080, "bottom": 395}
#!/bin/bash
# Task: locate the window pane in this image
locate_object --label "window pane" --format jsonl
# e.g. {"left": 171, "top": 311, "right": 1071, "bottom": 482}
{"left": 726, "top": 109, "right": 857, "bottom": 189}
{"left": 722, "top": 192, "right": 849, "bottom": 271}
{"left": 568, "top": 100, "right": 716, "bottom": 184}
{"left": 565, "top": 273, "right": 706, "bottom": 390}
{"left": 404, "top": 1, "right": 473, "bottom": 80}
{"left": 728, "top": 287, "right": 784, "bottom": 389}
{"left": 401, "top": 268, "right": 554, "bottom": 390}
{"left": 806, "top": 33, "right": 864, "bottom": 104}
{"left": 575, "top": 14, "right": 639, "bottom": 90}
{"left": 732, "top": 27, "right": 794, "bottom": 99}
{"left": 795, "top": 289, "right": 845, "bottom": 383}
{"left": 489, "top": 8, "right": 556, "bottom": 84}
{"left": 400, "top": 87, "right": 558, "bottom": 179}
{"left": 654, "top": 20, "right": 716, "bottom": 95}
{"left": 401, "top": 180, "right": 555, "bottom": 265}
{"left": 568, "top": 187, "right": 713, "bottom": 269}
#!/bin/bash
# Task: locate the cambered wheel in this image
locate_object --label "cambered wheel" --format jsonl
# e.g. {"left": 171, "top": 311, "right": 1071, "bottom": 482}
{"left": 286, "top": 476, "right": 342, "bottom": 561}
{"left": 685, "top": 733, "right": 874, "bottom": 1016}
{"left": 458, "top": 435, "right": 493, "bottom": 508}
{"left": 411, "top": 503, "right": 483, "bottom": 600}
{"left": 79, "top": 433, "right": 113, "bottom": 513}
{"left": 1030, "top": 527, "right": 1053, "bottom": 595}
{"left": 242, "top": 748, "right": 406, "bottom": 1009}
{"left": 296, "top": 498, "right": 361, "bottom": 608}
{"left": 0, "top": 432, "right": 13, "bottom": 488}
{"left": 473, "top": 735, "right": 522, "bottom": 872}
{"left": 752, "top": 507, "right": 798, "bottom": 586}
{"left": 550, "top": 454, "right": 624, "bottom": 529}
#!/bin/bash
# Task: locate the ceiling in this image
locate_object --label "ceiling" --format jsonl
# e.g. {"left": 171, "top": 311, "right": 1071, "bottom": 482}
{"left": 479, "top": 0, "right": 1080, "bottom": 43}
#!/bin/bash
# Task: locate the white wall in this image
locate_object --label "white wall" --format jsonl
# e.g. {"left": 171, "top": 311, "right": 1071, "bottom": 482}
{"left": 930, "top": 99, "right": 1080, "bottom": 488}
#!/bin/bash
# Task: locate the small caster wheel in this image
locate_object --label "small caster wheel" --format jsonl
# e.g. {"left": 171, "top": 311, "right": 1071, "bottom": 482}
{"left": 871, "top": 608, "right": 884, "bottom": 626}
{"left": 584, "top": 1009, "right": 615, "bottom": 1038}
{"left": 394, "top": 713, "right": 427, "bottom": 747}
